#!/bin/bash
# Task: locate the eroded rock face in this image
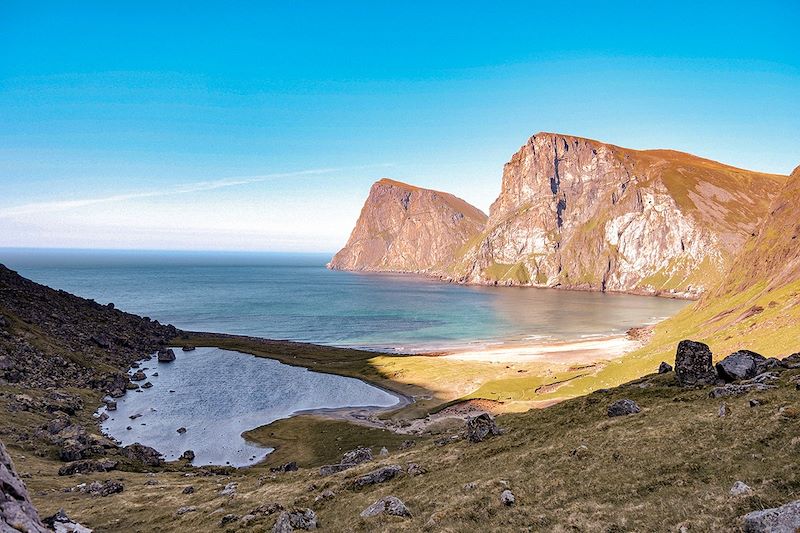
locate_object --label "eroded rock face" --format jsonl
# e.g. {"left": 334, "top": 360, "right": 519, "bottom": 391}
{"left": 328, "top": 179, "right": 487, "bottom": 273}
{"left": 1, "top": 439, "right": 50, "bottom": 533}
{"left": 331, "top": 134, "right": 786, "bottom": 297}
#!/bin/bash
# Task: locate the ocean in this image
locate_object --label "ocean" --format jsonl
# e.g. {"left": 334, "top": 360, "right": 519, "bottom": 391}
{"left": 0, "top": 248, "right": 689, "bottom": 353}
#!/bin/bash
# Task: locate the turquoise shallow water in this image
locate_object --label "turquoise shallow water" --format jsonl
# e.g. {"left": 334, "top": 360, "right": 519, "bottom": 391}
{"left": 0, "top": 248, "right": 688, "bottom": 352}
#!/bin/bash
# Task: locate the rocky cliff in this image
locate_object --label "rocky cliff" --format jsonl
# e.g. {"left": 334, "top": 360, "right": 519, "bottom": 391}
{"left": 333, "top": 133, "right": 787, "bottom": 298}
{"left": 328, "top": 178, "right": 487, "bottom": 273}
{"left": 455, "top": 133, "right": 786, "bottom": 297}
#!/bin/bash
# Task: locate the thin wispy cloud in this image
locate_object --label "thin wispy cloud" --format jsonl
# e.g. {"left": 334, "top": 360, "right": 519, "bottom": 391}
{"left": 0, "top": 164, "right": 391, "bottom": 218}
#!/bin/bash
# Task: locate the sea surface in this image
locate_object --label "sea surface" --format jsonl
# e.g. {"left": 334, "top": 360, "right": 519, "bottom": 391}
{"left": 101, "top": 347, "right": 399, "bottom": 466}
{"left": 0, "top": 248, "right": 689, "bottom": 352}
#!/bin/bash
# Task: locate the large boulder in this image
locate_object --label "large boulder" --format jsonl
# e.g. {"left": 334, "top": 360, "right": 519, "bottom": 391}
{"left": 360, "top": 496, "right": 412, "bottom": 518}
{"left": 157, "top": 349, "right": 176, "bottom": 362}
{"left": 675, "top": 340, "right": 716, "bottom": 386}
{"left": 58, "top": 459, "right": 118, "bottom": 476}
{"left": 465, "top": 413, "right": 502, "bottom": 442}
{"left": 319, "top": 446, "right": 373, "bottom": 476}
{"left": 743, "top": 499, "right": 800, "bottom": 532}
{"left": 352, "top": 465, "right": 402, "bottom": 488}
{"left": 715, "top": 350, "right": 766, "bottom": 382}
{"left": 1, "top": 440, "right": 50, "bottom": 532}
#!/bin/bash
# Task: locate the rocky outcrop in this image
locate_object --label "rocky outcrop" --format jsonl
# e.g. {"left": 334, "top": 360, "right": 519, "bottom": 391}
{"left": 328, "top": 178, "right": 487, "bottom": 273}
{"left": 1, "top": 439, "right": 50, "bottom": 532}
{"left": 455, "top": 133, "right": 785, "bottom": 296}
{"left": 332, "top": 134, "right": 786, "bottom": 298}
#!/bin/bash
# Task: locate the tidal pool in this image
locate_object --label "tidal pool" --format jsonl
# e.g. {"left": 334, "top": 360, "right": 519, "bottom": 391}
{"left": 101, "top": 347, "right": 400, "bottom": 467}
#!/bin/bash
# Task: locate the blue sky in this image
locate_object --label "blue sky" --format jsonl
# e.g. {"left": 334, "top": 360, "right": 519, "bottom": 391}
{"left": 1, "top": 1, "right": 799, "bottom": 252}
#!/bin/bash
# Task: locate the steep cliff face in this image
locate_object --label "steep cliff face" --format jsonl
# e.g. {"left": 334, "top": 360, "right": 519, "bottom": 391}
{"left": 328, "top": 179, "right": 487, "bottom": 273}
{"left": 454, "top": 133, "right": 786, "bottom": 297}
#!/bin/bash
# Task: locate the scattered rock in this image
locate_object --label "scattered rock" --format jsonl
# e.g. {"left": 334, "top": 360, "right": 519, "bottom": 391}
{"left": 142, "top": 381, "right": 153, "bottom": 389}
{"left": 176, "top": 427, "right": 187, "bottom": 434}
{"left": 742, "top": 499, "right": 800, "bottom": 532}
{"left": 176, "top": 506, "right": 197, "bottom": 516}
{"left": 157, "top": 349, "right": 176, "bottom": 362}
{"left": 220, "top": 482, "right": 237, "bottom": 496}
{"left": 104, "top": 400, "right": 117, "bottom": 411}
{"left": 379, "top": 446, "right": 389, "bottom": 456}
{"left": 314, "top": 489, "right": 335, "bottom": 503}
{"left": 182, "top": 345, "right": 196, "bottom": 352}
{"left": 360, "top": 496, "right": 412, "bottom": 518}
{"left": 251, "top": 502, "right": 284, "bottom": 516}
{"left": 399, "top": 440, "right": 415, "bottom": 450}
{"left": 719, "top": 403, "right": 731, "bottom": 417}
{"left": 43, "top": 509, "right": 93, "bottom": 533}
{"left": 121, "top": 443, "right": 163, "bottom": 466}
{"left": 716, "top": 350, "right": 767, "bottom": 382}
{"left": 352, "top": 465, "right": 402, "bottom": 488}
{"left": 221, "top": 513, "right": 240, "bottom": 525}
{"left": 84, "top": 480, "right": 124, "bottom": 497}
{"left": 749, "top": 399, "right": 763, "bottom": 407}
{"left": 130, "top": 370, "right": 146, "bottom": 381}
{"left": 180, "top": 450, "right": 195, "bottom": 462}
{"left": 463, "top": 481, "right": 477, "bottom": 490}
{"left": 465, "top": 412, "right": 502, "bottom": 442}
{"left": 319, "top": 447, "right": 373, "bottom": 476}
{"left": 731, "top": 481, "right": 753, "bottom": 496}
{"left": 406, "top": 462, "right": 426, "bottom": 476}
{"left": 58, "top": 459, "right": 118, "bottom": 476}
{"left": 675, "top": 340, "right": 716, "bottom": 386}
{"left": 607, "top": 399, "right": 641, "bottom": 417}
{"left": 144, "top": 479, "right": 158, "bottom": 486}
{"left": 658, "top": 361, "right": 673, "bottom": 374}
{"left": 709, "top": 383, "right": 777, "bottom": 398}
{"left": 182, "top": 486, "right": 194, "bottom": 494}
{"left": 500, "top": 489, "right": 516, "bottom": 506}
{"left": 270, "top": 462, "right": 298, "bottom": 473}
{"left": 272, "top": 508, "right": 318, "bottom": 532}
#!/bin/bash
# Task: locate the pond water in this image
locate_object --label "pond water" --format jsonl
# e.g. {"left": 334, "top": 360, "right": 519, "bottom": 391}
{"left": 100, "top": 347, "right": 400, "bottom": 467}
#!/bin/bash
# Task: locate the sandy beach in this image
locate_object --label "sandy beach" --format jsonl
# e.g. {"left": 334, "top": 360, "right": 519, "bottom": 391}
{"left": 441, "top": 334, "right": 640, "bottom": 364}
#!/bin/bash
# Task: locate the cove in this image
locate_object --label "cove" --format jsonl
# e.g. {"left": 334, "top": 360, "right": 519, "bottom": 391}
{"left": 100, "top": 347, "right": 400, "bottom": 467}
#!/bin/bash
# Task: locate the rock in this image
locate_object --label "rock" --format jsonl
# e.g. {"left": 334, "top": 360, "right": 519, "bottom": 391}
{"left": 251, "top": 502, "right": 284, "bottom": 516}
{"left": 157, "top": 349, "right": 176, "bottom": 362}
{"left": 709, "top": 383, "right": 777, "bottom": 398}
{"left": 360, "top": 496, "right": 412, "bottom": 518}
{"left": 130, "top": 370, "right": 146, "bottom": 381}
{"left": 220, "top": 513, "right": 240, "bottom": 525}
{"left": 319, "top": 446, "right": 373, "bottom": 476}
{"left": 406, "top": 462, "right": 426, "bottom": 476}
{"left": 270, "top": 462, "right": 298, "bottom": 473}
{"left": 718, "top": 403, "right": 731, "bottom": 417}
{"left": 399, "top": 440, "right": 416, "bottom": 449}
{"left": 465, "top": 412, "right": 502, "bottom": 442}
{"left": 180, "top": 450, "right": 195, "bottom": 462}
{"left": 463, "top": 481, "right": 477, "bottom": 490}
{"left": 181, "top": 345, "right": 196, "bottom": 352}
{"left": 716, "top": 350, "right": 767, "bottom": 382}
{"left": 500, "top": 489, "right": 516, "bottom": 506}
{"left": 144, "top": 479, "right": 158, "bottom": 486}
{"left": 129, "top": 413, "right": 142, "bottom": 420}
{"left": 749, "top": 399, "right": 762, "bottom": 407}
{"left": 121, "top": 443, "right": 163, "bottom": 466}
{"left": 731, "top": 481, "right": 753, "bottom": 496}
{"left": 379, "top": 446, "right": 389, "bottom": 456}
{"left": 59, "top": 439, "right": 89, "bottom": 462}
{"left": 272, "top": 508, "right": 318, "bottom": 532}
{"left": 46, "top": 416, "right": 71, "bottom": 435}
{"left": 658, "top": 361, "right": 673, "bottom": 373}
{"left": 58, "top": 459, "right": 118, "bottom": 476}
{"left": 104, "top": 400, "right": 117, "bottom": 411}
{"left": 43, "top": 509, "right": 93, "bottom": 533}
{"left": 340, "top": 446, "right": 373, "bottom": 465}
{"left": 742, "top": 499, "right": 800, "bottom": 532}
{"left": 756, "top": 357, "right": 786, "bottom": 374}
{"left": 126, "top": 382, "right": 139, "bottom": 390}
{"left": 607, "top": 399, "right": 641, "bottom": 417}
{"left": 110, "top": 389, "right": 125, "bottom": 398}
{"left": 220, "top": 482, "right": 237, "bottom": 496}
{"left": 176, "top": 427, "right": 187, "bottom": 434}
{"left": 182, "top": 486, "right": 194, "bottom": 494}
{"left": 675, "top": 340, "right": 716, "bottom": 386}
{"left": 142, "top": 381, "right": 153, "bottom": 389}
{"left": 90, "top": 334, "right": 110, "bottom": 348}
{"left": 176, "top": 506, "right": 196, "bottom": 516}
{"left": 352, "top": 465, "right": 402, "bottom": 488}
{"left": 85, "top": 479, "right": 124, "bottom": 497}
{"left": 1, "top": 439, "right": 51, "bottom": 532}
{"left": 314, "top": 489, "right": 335, "bottom": 503}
